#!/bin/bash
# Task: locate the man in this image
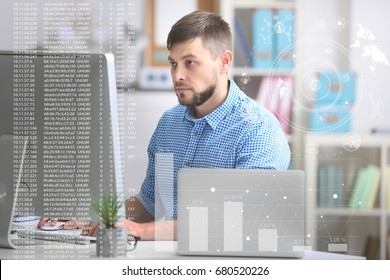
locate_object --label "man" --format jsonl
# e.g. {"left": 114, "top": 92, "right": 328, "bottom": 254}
{"left": 39, "top": 11, "right": 290, "bottom": 240}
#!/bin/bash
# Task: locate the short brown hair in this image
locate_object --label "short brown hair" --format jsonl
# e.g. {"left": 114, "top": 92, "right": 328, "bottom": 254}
{"left": 167, "top": 10, "right": 232, "bottom": 57}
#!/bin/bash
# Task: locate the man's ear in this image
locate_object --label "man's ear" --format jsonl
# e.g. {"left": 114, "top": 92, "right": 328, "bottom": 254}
{"left": 219, "top": 50, "right": 233, "bottom": 74}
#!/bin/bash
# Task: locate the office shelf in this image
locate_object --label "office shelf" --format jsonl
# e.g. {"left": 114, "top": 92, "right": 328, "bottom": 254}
{"left": 316, "top": 207, "right": 383, "bottom": 217}
{"left": 305, "top": 134, "right": 390, "bottom": 259}
{"left": 231, "top": 67, "right": 294, "bottom": 77}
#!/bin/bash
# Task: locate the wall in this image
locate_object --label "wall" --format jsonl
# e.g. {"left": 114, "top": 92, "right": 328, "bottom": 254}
{"left": 349, "top": 0, "right": 390, "bottom": 133}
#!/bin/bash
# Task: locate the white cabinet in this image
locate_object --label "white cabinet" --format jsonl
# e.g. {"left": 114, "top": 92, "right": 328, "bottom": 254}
{"left": 305, "top": 134, "right": 390, "bottom": 259}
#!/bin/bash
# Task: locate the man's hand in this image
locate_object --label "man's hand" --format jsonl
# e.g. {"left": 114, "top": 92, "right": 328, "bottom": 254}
{"left": 115, "top": 219, "right": 139, "bottom": 237}
{"left": 37, "top": 217, "right": 60, "bottom": 229}
{"left": 115, "top": 219, "right": 176, "bottom": 241}
{"left": 37, "top": 217, "right": 101, "bottom": 236}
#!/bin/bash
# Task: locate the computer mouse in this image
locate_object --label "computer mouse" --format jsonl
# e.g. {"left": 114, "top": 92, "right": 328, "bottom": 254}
{"left": 40, "top": 221, "right": 65, "bottom": 231}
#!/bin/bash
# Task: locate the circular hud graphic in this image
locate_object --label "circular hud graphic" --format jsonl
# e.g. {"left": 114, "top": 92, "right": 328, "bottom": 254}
{"left": 266, "top": 37, "right": 363, "bottom": 134}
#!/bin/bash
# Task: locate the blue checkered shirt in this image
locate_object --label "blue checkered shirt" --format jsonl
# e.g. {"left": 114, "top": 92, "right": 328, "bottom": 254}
{"left": 137, "top": 80, "right": 291, "bottom": 219}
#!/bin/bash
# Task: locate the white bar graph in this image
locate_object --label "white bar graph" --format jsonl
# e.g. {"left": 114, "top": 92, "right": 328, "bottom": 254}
{"left": 154, "top": 153, "right": 174, "bottom": 251}
{"left": 154, "top": 152, "right": 174, "bottom": 220}
{"left": 186, "top": 201, "right": 293, "bottom": 254}
{"left": 189, "top": 207, "right": 208, "bottom": 251}
{"left": 224, "top": 201, "right": 243, "bottom": 251}
{"left": 293, "top": 245, "right": 312, "bottom": 251}
{"left": 258, "top": 229, "right": 278, "bottom": 251}
{"left": 328, "top": 243, "right": 348, "bottom": 252}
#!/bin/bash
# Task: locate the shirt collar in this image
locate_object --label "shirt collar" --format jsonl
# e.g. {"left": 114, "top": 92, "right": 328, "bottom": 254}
{"left": 183, "top": 80, "right": 239, "bottom": 130}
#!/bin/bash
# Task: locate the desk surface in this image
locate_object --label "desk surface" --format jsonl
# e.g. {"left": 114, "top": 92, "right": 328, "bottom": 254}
{"left": 0, "top": 240, "right": 365, "bottom": 260}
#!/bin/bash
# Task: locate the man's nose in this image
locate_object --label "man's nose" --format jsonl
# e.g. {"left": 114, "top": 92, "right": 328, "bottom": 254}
{"left": 172, "top": 65, "right": 186, "bottom": 82}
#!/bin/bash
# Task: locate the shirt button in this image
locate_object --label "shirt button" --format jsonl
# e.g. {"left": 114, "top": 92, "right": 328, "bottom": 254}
{"left": 194, "top": 131, "right": 199, "bottom": 137}
{"left": 185, "top": 161, "right": 190, "bottom": 167}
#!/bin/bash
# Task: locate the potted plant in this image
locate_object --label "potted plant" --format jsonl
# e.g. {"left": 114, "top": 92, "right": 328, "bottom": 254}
{"left": 92, "top": 194, "right": 128, "bottom": 257}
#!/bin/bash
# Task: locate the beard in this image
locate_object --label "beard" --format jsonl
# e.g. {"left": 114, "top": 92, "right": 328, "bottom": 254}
{"left": 176, "top": 82, "right": 216, "bottom": 110}
{"left": 189, "top": 84, "right": 216, "bottom": 108}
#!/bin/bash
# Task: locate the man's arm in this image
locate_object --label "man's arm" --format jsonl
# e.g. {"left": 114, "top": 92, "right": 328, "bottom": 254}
{"left": 125, "top": 196, "right": 154, "bottom": 223}
{"left": 37, "top": 196, "right": 176, "bottom": 240}
{"left": 37, "top": 197, "right": 153, "bottom": 229}
{"left": 120, "top": 219, "right": 176, "bottom": 241}
{"left": 122, "top": 196, "right": 176, "bottom": 240}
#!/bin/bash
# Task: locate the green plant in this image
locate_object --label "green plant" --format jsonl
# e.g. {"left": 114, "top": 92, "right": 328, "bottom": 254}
{"left": 91, "top": 194, "right": 123, "bottom": 228}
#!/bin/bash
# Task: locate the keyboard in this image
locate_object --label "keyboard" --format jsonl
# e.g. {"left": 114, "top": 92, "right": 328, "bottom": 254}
{"left": 14, "top": 224, "right": 96, "bottom": 245}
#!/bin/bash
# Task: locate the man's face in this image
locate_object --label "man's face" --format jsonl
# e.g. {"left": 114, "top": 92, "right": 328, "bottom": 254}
{"left": 168, "top": 37, "right": 220, "bottom": 109}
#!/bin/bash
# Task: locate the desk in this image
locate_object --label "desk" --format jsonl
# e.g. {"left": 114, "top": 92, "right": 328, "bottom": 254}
{"left": 0, "top": 240, "right": 365, "bottom": 260}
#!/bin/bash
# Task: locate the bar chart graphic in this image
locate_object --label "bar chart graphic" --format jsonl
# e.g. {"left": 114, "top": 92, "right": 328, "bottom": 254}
{"left": 177, "top": 169, "right": 306, "bottom": 256}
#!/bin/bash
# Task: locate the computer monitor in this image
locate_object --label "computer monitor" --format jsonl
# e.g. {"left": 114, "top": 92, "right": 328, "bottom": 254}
{"left": 0, "top": 51, "right": 124, "bottom": 221}
{"left": 0, "top": 135, "right": 28, "bottom": 248}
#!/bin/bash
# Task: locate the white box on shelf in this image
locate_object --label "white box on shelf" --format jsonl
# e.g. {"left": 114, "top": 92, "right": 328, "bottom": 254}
{"left": 138, "top": 67, "right": 173, "bottom": 90}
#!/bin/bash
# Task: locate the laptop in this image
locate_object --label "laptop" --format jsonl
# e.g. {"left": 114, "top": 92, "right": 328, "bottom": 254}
{"left": 177, "top": 168, "right": 306, "bottom": 258}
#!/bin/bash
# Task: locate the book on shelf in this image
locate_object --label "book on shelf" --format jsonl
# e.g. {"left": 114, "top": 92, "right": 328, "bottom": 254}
{"left": 256, "top": 75, "right": 273, "bottom": 111}
{"left": 251, "top": 8, "right": 295, "bottom": 69}
{"left": 364, "top": 235, "right": 380, "bottom": 260}
{"left": 348, "top": 165, "right": 381, "bottom": 209}
{"left": 317, "top": 165, "right": 329, "bottom": 207}
{"left": 256, "top": 76, "right": 293, "bottom": 134}
{"left": 234, "top": 12, "right": 252, "bottom": 67}
{"left": 252, "top": 9, "right": 274, "bottom": 69}
{"left": 275, "top": 76, "right": 293, "bottom": 134}
{"left": 387, "top": 166, "right": 390, "bottom": 210}
{"left": 317, "top": 164, "right": 343, "bottom": 208}
{"left": 332, "top": 164, "right": 344, "bottom": 207}
{"left": 348, "top": 167, "right": 368, "bottom": 208}
{"left": 256, "top": 76, "right": 279, "bottom": 115}
{"left": 273, "top": 9, "right": 295, "bottom": 69}
{"left": 364, "top": 165, "right": 381, "bottom": 208}
{"left": 387, "top": 231, "right": 390, "bottom": 260}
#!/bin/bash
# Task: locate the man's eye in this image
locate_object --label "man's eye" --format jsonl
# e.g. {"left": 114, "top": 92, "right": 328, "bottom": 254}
{"left": 186, "top": 60, "right": 195, "bottom": 66}
{"left": 169, "top": 61, "right": 177, "bottom": 67}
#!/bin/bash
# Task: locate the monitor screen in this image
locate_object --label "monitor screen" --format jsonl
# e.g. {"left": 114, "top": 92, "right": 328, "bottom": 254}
{"left": 0, "top": 51, "right": 124, "bottom": 221}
